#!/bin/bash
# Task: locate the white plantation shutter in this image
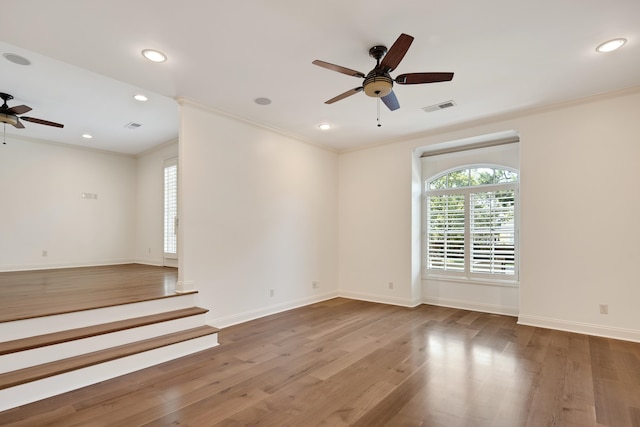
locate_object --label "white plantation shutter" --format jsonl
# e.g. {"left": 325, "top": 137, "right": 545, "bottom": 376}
{"left": 164, "top": 158, "right": 178, "bottom": 255}
{"left": 470, "top": 190, "right": 515, "bottom": 275}
{"left": 424, "top": 166, "right": 518, "bottom": 281}
{"left": 427, "top": 194, "right": 466, "bottom": 272}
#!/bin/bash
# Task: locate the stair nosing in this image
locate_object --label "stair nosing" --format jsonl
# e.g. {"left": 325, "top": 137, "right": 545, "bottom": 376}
{"left": 0, "top": 291, "right": 199, "bottom": 324}
{"left": 0, "top": 325, "right": 219, "bottom": 390}
{"left": 0, "top": 307, "right": 210, "bottom": 356}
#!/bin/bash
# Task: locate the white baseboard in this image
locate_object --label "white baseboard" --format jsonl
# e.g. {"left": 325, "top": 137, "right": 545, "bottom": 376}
{"left": 208, "top": 291, "right": 339, "bottom": 328}
{"left": 423, "top": 296, "right": 519, "bottom": 317}
{"left": 518, "top": 314, "right": 640, "bottom": 343}
{"left": 133, "top": 258, "right": 164, "bottom": 267}
{"left": 339, "top": 291, "right": 421, "bottom": 308}
{"left": 0, "top": 259, "right": 168, "bottom": 272}
{"left": 0, "top": 258, "right": 135, "bottom": 272}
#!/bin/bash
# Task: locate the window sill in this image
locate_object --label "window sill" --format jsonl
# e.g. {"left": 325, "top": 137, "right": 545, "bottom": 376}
{"left": 422, "top": 274, "right": 519, "bottom": 288}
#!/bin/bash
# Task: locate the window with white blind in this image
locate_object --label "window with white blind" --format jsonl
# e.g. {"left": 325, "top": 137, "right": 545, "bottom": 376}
{"left": 164, "top": 158, "right": 178, "bottom": 256}
{"left": 425, "top": 166, "right": 518, "bottom": 281}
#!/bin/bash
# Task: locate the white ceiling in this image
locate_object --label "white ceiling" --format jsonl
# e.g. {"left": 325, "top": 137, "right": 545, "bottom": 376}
{"left": 1, "top": 0, "right": 639, "bottom": 155}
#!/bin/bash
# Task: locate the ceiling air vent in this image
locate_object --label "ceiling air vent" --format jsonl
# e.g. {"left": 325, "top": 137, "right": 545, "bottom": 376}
{"left": 422, "top": 100, "right": 456, "bottom": 113}
{"left": 124, "top": 122, "right": 142, "bottom": 130}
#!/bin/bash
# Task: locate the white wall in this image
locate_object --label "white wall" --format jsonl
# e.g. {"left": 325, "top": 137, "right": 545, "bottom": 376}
{"left": 517, "top": 90, "right": 640, "bottom": 341}
{"left": 0, "top": 138, "right": 136, "bottom": 270}
{"left": 178, "top": 100, "right": 339, "bottom": 327}
{"left": 338, "top": 144, "right": 418, "bottom": 306}
{"left": 338, "top": 88, "right": 640, "bottom": 342}
{"left": 135, "top": 140, "right": 178, "bottom": 265}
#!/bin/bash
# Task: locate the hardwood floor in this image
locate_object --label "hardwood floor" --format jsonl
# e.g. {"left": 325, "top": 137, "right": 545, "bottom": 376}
{"left": 0, "top": 264, "right": 179, "bottom": 322}
{"left": 1, "top": 298, "right": 640, "bottom": 426}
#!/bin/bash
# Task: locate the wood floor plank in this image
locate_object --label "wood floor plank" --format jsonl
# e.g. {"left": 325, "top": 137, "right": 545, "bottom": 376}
{"left": 2, "top": 298, "right": 640, "bottom": 426}
{"left": 0, "top": 264, "right": 182, "bottom": 322}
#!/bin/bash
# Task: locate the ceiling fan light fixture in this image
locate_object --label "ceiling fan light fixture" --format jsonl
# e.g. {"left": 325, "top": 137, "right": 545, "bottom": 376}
{"left": 0, "top": 113, "right": 19, "bottom": 127}
{"left": 596, "top": 38, "right": 627, "bottom": 53}
{"left": 363, "top": 75, "right": 393, "bottom": 98}
{"left": 141, "top": 49, "right": 167, "bottom": 63}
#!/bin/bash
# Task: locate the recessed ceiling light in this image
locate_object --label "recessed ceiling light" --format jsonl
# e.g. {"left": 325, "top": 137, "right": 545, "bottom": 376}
{"left": 596, "top": 38, "right": 627, "bottom": 53}
{"left": 82, "top": 133, "right": 93, "bottom": 139}
{"left": 3, "top": 53, "right": 31, "bottom": 66}
{"left": 254, "top": 97, "right": 272, "bottom": 106}
{"left": 134, "top": 94, "right": 148, "bottom": 102}
{"left": 141, "top": 49, "right": 167, "bottom": 63}
{"left": 318, "top": 123, "right": 332, "bottom": 130}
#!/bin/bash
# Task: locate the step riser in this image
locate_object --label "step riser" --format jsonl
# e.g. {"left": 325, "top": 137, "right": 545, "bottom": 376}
{"left": 0, "top": 334, "right": 219, "bottom": 413}
{"left": 0, "top": 314, "right": 208, "bottom": 373}
{"left": 0, "top": 294, "right": 197, "bottom": 341}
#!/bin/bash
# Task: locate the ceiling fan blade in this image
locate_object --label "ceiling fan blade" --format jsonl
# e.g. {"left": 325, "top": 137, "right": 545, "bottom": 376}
{"left": 395, "top": 72, "right": 454, "bottom": 85}
{"left": 21, "top": 116, "right": 64, "bottom": 128}
{"left": 325, "top": 87, "right": 364, "bottom": 104}
{"left": 7, "top": 105, "right": 32, "bottom": 115}
{"left": 381, "top": 91, "right": 400, "bottom": 111}
{"left": 380, "top": 33, "right": 414, "bottom": 72}
{"left": 313, "top": 60, "right": 366, "bottom": 78}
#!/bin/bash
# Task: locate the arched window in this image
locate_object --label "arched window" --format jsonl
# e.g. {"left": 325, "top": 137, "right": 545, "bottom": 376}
{"left": 425, "top": 166, "right": 518, "bottom": 281}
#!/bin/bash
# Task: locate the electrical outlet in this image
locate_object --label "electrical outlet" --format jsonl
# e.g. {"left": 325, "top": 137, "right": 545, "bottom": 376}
{"left": 599, "top": 304, "right": 608, "bottom": 314}
{"left": 270, "top": 289, "right": 275, "bottom": 297}
{"left": 388, "top": 282, "right": 394, "bottom": 290}
{"left": 312, "top": 281, "right": 319, "bottom": 289}
{"left": 42, "top": 250, "right": 47, "bottom": 257}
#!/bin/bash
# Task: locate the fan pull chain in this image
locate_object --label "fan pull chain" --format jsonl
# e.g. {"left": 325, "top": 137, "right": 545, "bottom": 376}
{"left": 377, "top": 98, "right": 382, "bottom": 127}
{"left": 2, "top": 123, "right": 6, "bottom": 145}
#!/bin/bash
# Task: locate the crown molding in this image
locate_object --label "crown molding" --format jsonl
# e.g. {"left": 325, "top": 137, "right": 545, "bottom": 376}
{"left": 175, "top": 97, "right": 339, "bottom": 154}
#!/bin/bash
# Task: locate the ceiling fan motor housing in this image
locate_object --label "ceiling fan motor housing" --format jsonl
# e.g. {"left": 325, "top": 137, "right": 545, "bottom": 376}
{"left": 363, "top": 69, "right": 393, "bottom": 98}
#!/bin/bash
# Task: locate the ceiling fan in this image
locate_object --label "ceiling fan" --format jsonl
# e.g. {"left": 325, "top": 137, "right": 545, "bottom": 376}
{"left": 313, "top": 33, "right": 454, "bottom": 112}
{"left": 0, "top": 92, "right": 64, "bottom": 129}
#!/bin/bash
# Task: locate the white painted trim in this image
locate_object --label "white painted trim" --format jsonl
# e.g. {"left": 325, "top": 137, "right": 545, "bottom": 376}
{"left": 0, "top": 314, "right": 208, "bottom": 373}
{"left": 0, "top": 259, "right": 135, "bottom": 272}
{"left": 176, "top": 280, "right": 195, "bottom": 293}
{"left": 134, "top": 138, "right": 179, "bottom": 158}
{"left": 133, "top": 258, "right": 164, "bottom": 267}
{"left": 208, "top": 291, "right": 339, "bottom": 328}
{"left": 339, "top": 291, "right": 421, "bottom": 308}
{"left": 176, "top": 97, "right": 336, "bottom": 153}
{"left": 0, "top": 334, "right": 219, "bottom": 413}
{"left": 518, "top": 315, "right": 640, "bottom": 343}
{"left": 423, "top": 296, "right": 519, "bottom": 317}
{"left": 340, "top": 84, "right": 640, "bottom": 154}
{"left": 164, "top": 258, "right": 179, "bottom": 268}
{"left": 4, "top": 133, "right": 138, "bottom": 157}
{"left": 0, "top": 294, "right": 196, "bottom": 341}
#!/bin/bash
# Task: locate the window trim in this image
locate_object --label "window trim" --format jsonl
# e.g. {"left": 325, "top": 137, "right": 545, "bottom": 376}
{"left": 163, "top": 157, "right": 178, "bottom": 258}
{"left": 423, "top": 165, "right": 519, "bottom": 285}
